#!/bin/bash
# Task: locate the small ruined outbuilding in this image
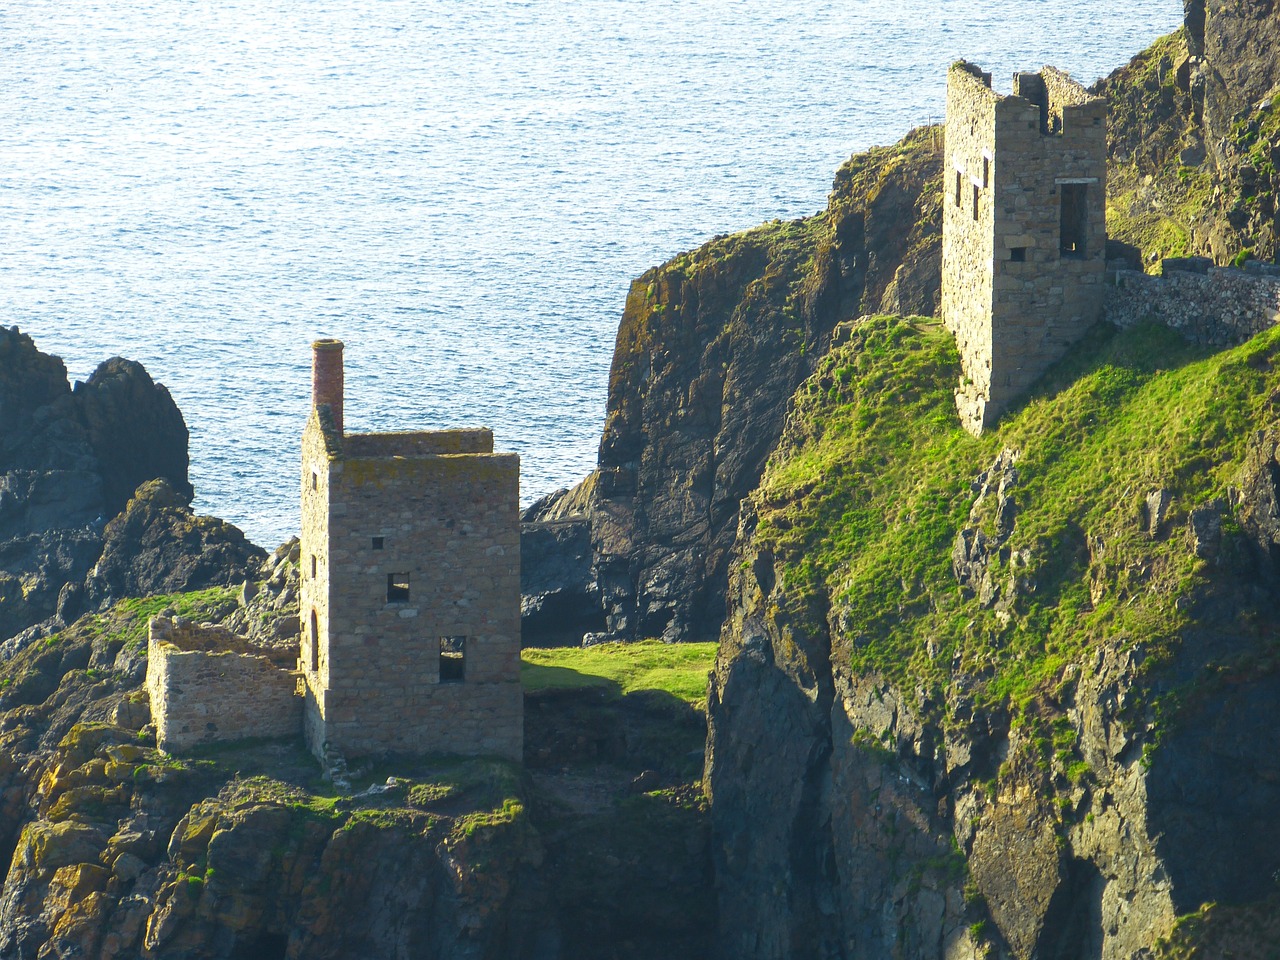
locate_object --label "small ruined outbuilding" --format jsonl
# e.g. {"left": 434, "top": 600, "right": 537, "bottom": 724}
{"left": 942, "top": 62, "right": 1108, "bottom": 434}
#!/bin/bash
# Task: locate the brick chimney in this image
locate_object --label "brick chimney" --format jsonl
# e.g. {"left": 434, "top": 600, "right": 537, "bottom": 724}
{"left": 311, "top": 339, "right": 344, "bottom": 435}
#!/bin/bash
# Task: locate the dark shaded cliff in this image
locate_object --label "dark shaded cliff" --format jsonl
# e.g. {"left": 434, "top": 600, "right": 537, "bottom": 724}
{"left": 0, "top": 327, "right": 260, "bottom": 644}
{"left": 525, "top": 127, "right": 943, "bottom": 644}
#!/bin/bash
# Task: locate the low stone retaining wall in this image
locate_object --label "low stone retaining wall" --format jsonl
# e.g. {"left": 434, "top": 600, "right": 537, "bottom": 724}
{"left": 1106, "top": 260, "right": 1280, "bottom": 348}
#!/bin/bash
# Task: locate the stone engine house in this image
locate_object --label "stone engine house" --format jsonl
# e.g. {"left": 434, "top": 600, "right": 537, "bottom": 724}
{"left": 299, "top": 339, "right": 522, "bottom": 762}
{"left": 942, "top": 61, "right": 1108, "bottom": 435}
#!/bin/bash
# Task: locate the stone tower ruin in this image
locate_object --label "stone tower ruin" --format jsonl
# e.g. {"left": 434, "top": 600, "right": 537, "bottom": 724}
{"left": 298, "top": 340, "right": 523, "bottom": 762}
{"left": 942, "top": 62, "right": 1108, "bottom": 435}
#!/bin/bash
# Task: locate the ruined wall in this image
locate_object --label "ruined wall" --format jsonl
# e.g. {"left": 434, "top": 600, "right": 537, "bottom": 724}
{"left": 1106, "top": 263, "right": 1280, "bottom": 346}
{"left": 299, "top": 418, "right": 522, "bottom": 762}
{"left": 943, "top": 62, "right": 1108, "bottom": 434}
{"left": 942, "top": 63, "right": 998, "bottom": 430}
{"left": 146, "top": 616, "right": 300, "bottom": 753}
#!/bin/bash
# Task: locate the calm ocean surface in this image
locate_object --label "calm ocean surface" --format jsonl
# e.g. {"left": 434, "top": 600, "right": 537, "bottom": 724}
{"left": 2, "top": 0, "right": 1182, "bottom": 549}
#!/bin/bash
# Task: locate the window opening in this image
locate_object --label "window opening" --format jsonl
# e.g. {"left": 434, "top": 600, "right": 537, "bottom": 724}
{"left": 1060, "top": 183, "right": 1089, "bottom": 258}
{"left": 439, "top": 636, "right": 466, "bottom": 683}
{"left": 311, "top": 470, "right": 319, "bottom": 491}
{"left": 972, "top": 184, "right": 980, "bottom": 222}
{"left": 309, "top": 610, "right": 319, "bottom": 672}
{"left": 955, "top": 170, "right": 962, "bottom": 207}
{"left": 387, "top": 573, "right": 410, "bottom": 603}
{"left": 1010, "top": 247, "right": 1028, "bottom": 263}
{"left": 310, "top": 555, "right": 317, "bottom": 579}
{"left": 982, "top": 157, "right": 990, "bottom": 188}
{"left": 372, "top": 536, "right": 384, "bottom": 550}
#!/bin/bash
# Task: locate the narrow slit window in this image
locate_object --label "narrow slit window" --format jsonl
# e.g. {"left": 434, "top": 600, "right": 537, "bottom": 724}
{"left": 982, "top": 157, "right": 990, "bottom": 188}
{"left": 1010, "top": 247, "right": 1028, "bottom": 262}
{"left": 310, "top": 471, "right": 319, "bottom": 491}
{"left": 309, "top": 610, "right": 319, "bottom": 672}
{"left": 440, "top": 636, "right": 466, "bottom": 683}
{"left": 387, "top": 573, "right": 410, "bottom": 603}
{"left": 955, "top": 170, "right": 962, "bottom": 207}
{"left": 372, "top": 536, "right": 385, "bottom": 550}
{"left": 972, "top": 184, "right": 980, "bottom": 221}
{"left": 1060, "top": 183, "right": 1089, "bottom": 258}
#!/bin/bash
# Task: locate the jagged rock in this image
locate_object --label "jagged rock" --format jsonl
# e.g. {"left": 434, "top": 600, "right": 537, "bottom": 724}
{"left": 1188, "top": 498, "right": 1227, "bottom": 559}
{"left": 530, "top": 129, "right": 944, "bottom": 644}
{"left": 83, "top": 479, "right": 264, "bottom": 608}
{"left": 1145, "top": 488, "right": 1172, "bottom": 537}
{"left": 520, "top": 500, "right": 603, "bottom": 643}
{"left": 73, "top": 357, "right": 191, "bottom": 517}
{"left": 0, "top": 327, "right": 204, "bottom": 642}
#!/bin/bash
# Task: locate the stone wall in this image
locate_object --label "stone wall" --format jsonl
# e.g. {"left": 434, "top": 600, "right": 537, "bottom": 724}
{"left": 146, "top": 616, "right": 300, "bottom": 753}
{"left": 943, "top": 62, "right": 1108, "bottom": 434}
{"left": 1106, "top": 262, "right": 1280, "bottom": 347}
{"left": 300, "top": 408, "right": 522, "bottom": 763}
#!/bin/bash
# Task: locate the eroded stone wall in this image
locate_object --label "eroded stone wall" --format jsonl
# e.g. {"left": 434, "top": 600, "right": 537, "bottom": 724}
{"left": 943, "top": 62, "right": 1108, "bottom": 434}
{"left": 146, "top": 616, "right": 300, "bottom": 753}
{"left": 1106, "top": 264, "right": 1280, "bottom": 347}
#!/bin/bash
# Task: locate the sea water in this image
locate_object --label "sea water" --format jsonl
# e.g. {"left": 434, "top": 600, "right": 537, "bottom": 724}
{"left": 1, "top": 0, "right": 1182, "bottom": 548}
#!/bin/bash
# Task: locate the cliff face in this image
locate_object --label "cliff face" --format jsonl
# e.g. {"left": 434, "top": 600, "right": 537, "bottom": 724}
{"left": 0, "top": 327, "right": 259, "bottom": 644}
{"left": 705, "top": 316, "right": 1280, "bottom": 958}
{"left": 1101, "top": 3, "right": 1280, "bottom": 267}
{"left": 526, "top": 128, "right": 942, "bottom": 644}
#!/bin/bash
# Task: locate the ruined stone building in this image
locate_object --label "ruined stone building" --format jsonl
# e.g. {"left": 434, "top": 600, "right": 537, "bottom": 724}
{"left": 299, "top": 340, "right": 523, "bottom": 761}
{"left": 146, "top": 341, "right": 523, "bottom": 764}
{"left": 942, "top": 62, "right": 1108, "bottom": 435}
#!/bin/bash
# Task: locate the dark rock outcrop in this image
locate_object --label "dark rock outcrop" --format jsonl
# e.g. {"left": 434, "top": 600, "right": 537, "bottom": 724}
{"left": 523, "top": 128, "right": 943, "bottom": 644}
{"left": 83, "top": 479, "right": 264, "bottom": 610}
{"left": 74, "top": 358, "right": 192, "bottom": 518}
{"left": 0, "top": 326, "right": 247, "bottom": 642}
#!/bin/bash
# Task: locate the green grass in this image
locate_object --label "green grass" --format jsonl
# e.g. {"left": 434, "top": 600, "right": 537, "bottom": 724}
{"left": 521, "top": 640, "right": 718, "bottom": 709}
{"left": 752, "top": 314, "right": 1280, "bottom": 718}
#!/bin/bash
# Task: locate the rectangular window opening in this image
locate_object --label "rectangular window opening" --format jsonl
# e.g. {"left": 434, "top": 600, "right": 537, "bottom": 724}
{"left": 387, "top": 573, "right": 410, "bottom": 603}
{"left": 1010, "top": 247, "right": 1028, "bottom": 263}
{"left": 955, "top": 170, "right": 962, "bottom": 207}
{"left": 439, "top": 636, "right": 466, "bottom": 683}
{"left": 1060, "top": 183, "right": 1089, "bottom": 258}
{"left": 372, "top": 536, "right": 385, "bottom": 550}
{"left": 982, "top": 157, "right": 990, "bottom": 188}
{"left": 310, "top": 471, "right": 319, "bottom": 491}
{"left": 972, "top": 184, "right": 980, "bottom": 222}
{"left": 308, "top": 610, "right": 319, "bottom": 672}
{"left": 310, "top": 555, "right": 317, "bottom": 579}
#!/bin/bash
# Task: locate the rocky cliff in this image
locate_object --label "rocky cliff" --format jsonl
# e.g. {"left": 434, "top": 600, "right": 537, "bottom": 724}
{"left": 1102, "top": 2, "right": 1280, "bottom": 268}
{"left": 524, "top": 126, "right": 943, "bottom": 644}
{"left": 0, "top": 327, "right": 262, "bottom": 645}
{"left": 705, "top": 315, "right": 1280, "bottom": 958}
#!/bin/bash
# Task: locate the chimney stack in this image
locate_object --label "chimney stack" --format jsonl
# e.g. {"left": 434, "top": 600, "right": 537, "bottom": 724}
{"left": 311, "top": 339, "right": 344, "bottom": 435}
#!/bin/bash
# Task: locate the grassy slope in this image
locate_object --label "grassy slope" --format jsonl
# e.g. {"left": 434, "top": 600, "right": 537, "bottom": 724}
{"left": 522, "top": 641, "right": 717, "bottom": 709}
{"left": 753, "top": 314, "right": 1278, "bottom": 713}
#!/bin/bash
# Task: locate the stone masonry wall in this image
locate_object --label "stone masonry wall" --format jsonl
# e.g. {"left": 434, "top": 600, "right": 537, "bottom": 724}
{"left": 299, "top": 411, "right": 522, "bottom": 762}
{"left": 943, "top": 62, "right": 998, "bottom": 427}
{"left": 146, "top": 616, "right": 300, "bottom": 754}
{"left": 943, "top": 62, "right": 1107, "bottom": 434}
{"left": 1106, "top": 264, "right": 1280, "bottom": 347}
